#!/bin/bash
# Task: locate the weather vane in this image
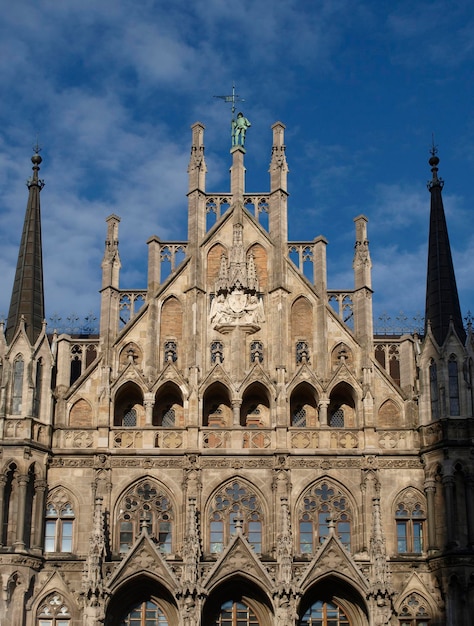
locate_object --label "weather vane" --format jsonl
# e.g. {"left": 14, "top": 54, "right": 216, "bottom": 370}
{"left": 213, "top": 83, "right": 251, "bottom": 149}
{"left": 430, "top": 132, "right": 438, "bottom": 157}
{"left": 213, "top": 82, "right": 245, "bottom": 116}
{"left": 33, "top": 134, "right": 42, "bottom": 155}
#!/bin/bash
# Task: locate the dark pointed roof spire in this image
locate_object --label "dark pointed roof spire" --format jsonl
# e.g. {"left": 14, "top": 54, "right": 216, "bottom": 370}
{"left": 425, "top": 144, "right": 465, "bottom": 346}
{"left": 5, "top": 146, "right": 46, "bottom": 344}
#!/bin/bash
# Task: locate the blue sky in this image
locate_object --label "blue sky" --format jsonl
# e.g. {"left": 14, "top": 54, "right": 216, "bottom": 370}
{"left": 0, "top": 0, "right": 473, "bottom": 334}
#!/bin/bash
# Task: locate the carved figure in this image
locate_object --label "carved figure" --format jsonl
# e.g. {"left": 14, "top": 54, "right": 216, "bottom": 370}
{"left": 232, "top": 112, "right": 251, "bottom": 147}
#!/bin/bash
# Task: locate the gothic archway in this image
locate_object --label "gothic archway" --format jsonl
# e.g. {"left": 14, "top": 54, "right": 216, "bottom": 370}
{"left": 105, "top": 576, "right": 178, "bottom": 626}
{"left": 202, "top": 577, "right": 272, "bottom": 626}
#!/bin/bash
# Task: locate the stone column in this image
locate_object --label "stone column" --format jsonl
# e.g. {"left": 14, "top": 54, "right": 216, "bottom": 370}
{"left": 318, "top": 400, "right": 329, "bottom": 427}
{"left": 424, "top": 479, "right": 438, "bottom": 552}
{"left": 14, "top": 474, "right": 29, "bottom": 549}
{"left": 232, "top": 400, "right": 241, "bottom": 426}
{"left": 32, "top": 479, "right": 47, "bottom": 549}
{"left": 144, "top": 393, "right": 155, "bottom": 426}
{"left": 0, "top": 476, "right": 7, "bottom": 547}
{"left": 442, "top": 474, "right": 456, "bottom": 548}
{"left": 465, "top": 474, "right": 474, "bottom": 548}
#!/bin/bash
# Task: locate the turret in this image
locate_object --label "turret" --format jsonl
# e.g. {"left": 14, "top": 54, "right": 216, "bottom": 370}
{"left": 268, "top": 122, "right": 289, "bottom": 290}
{"left": 352, "top": 215, "right": 373, "bottom": 354}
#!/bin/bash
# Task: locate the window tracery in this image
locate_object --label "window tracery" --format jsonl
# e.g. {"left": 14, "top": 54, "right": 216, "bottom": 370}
{"left": 448, "top": 355, "right": 460, "bottom": 415}
{"left": 209, "top": 481, "right": 263, "bottom": 554}
{"left": 164, "top": 340, "right": 177, "bottom": 363}
{"left": 34, "top": 358, "right": 43, "bottom": 418}
{"left": 211, "top": 600, "right": 259, "bottom": 626}
{"left": 44, "top": 502, "right": 75, "bottom": 553}
{"left": 119, "top": 600, "right": 168, "bottom": 626}
{"left": 117, "top": 481, "right": 173, "bottom": 554}
{"left": 37, "top": 592, "right": 71, "bottom": 626}
{"left": 398, "top": 592, "right": 430, "bottom": 625}
{"left": 429, "top": 361, "right": 438, "bottom": 420}
{"left": 250, "top": 340, "right": 263, "bottom": 364}
{"left": 300, "top": 600, "right": 350, "bottom": 625}
{"left": 298, "top": 481, "right": 351, "bottom": 553}
{"left": 211, "top": 341, "right": 224, "bottom": 364}
{"left": 395, "top": 491, "right": 425, "bottom": 554}
{"left": 12, "top": 356, "right": 24, "bottom": 414}
{"left": 296, "top": 340, "right": 310, "bottom": 364}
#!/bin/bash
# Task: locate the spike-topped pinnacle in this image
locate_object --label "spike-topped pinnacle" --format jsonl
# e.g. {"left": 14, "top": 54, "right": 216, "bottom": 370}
{"left": 427, "top": 140, "right": 444, "bottom": 190}
{"left": 6, "top": 149, "right": 46, "bottom": 344}
{"left": 425, "top": 147, "right": 465, "bottom": 345}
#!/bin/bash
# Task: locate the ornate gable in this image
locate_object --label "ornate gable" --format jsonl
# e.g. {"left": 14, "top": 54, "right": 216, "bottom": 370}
{"left": 202, "top": 531, "right": 273, "bottom": 594}
{"left": 107, "top": 528, "right": 179, "bottom": 594}
{"left": 298, "top": 532, "right": 368, "bottom": 594}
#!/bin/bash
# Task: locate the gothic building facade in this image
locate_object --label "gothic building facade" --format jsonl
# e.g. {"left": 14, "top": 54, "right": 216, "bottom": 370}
{"left": 0, "top": 119, "right": 473, "bottom": 625}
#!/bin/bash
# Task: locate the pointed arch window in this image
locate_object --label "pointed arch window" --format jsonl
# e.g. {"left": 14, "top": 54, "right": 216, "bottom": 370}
{"left": 209, "top": 482, "right": 263, "bottom": 554}
{"left": 120, "top": 600, "right": 168, "bottom": 626}
{"left": 250, "top": 340, "right": 263, "bottom": 364}
{"left": 399, "top": 592, "right": 430, "bottom": 625}
{"left": 34, "top": 358, "right": 43, "bottom": 417}
{"left": 211, "top": 341, "right": 224, "bottom": 364}
{"left": 164, "top": 340, "right": 177, "bottom": 363}
{"left": 296, "top": 341, "right": 310, "bottom": 364}
{"left": 429, "top": 361, "right": 439, "bottom": 420}
{"left": 211, "top": 600, "right": 259, "bottom": 626}
{"left": 117, "top": 481, "right": 173, "bottom": 554}
{"left": 300, "top": 600, "right": 350, "bottom": 625}
{"left": 395, "top": 500, "right": 425, "bottom": 554}
{"left": 12, "top": 356, "right": 24, "bottom": 414}
{"left": 298, "top": 482, "right": 352, "bottom": 554}
{"left": 37, "top": 592, "right": 71, "bottom": 626}
{"left": 44, "top": 502, "right": 75, "bottom": 553}
{"left": 448, "top": 355, "right": 460, "bottom": 415}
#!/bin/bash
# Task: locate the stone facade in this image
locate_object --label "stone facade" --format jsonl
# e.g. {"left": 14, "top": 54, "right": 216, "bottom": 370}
{"left": 0, "top": 121, "right": 473, "bottom": 625}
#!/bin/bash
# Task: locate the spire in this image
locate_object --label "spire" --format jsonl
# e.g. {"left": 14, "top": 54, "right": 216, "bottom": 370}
{"left": 6, "top": 147, "right": 45, "bottom": 344}
{"left": 425, "top": 147, "right": 465, "bottom": 345}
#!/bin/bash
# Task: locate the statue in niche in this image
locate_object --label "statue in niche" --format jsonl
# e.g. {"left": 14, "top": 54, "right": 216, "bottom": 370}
{"left": 210, "top": 225, "right": 265, "bottom": 330}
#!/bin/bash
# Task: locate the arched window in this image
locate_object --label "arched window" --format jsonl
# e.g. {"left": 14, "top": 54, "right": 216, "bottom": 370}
{"left": 211, "top": 341, "right": 224, "bottom": 364}
{"left": 250, "top": 341, "right": 263, "bottom": 364}
{"left": 429, "top": 361, "right": 439, "bottom": 420}
{"left": 70, "top": 344, "right": 82, "bottom": 385}
{"left": 33, "top": 358, "right": 43, "bottom": 418}
{"left": 37, "top": 592, "right": 71, "bottom": 626}
{"left": 12, "top": 356, "right": 24, "bottom": 414}
{"left": 300, "top": 600, "right": 350, "bottom": 625}
{"left": 290, "top": 383, "right": 318, "bottom": 427}
{"left": 448, "top": 355, "right": 460, "bottom": 416}
{"left": 211, "top": 600, "right": 259, "bottom": 626}
{"left": 44, "top": 502, "right": 75, "bottom": 553}
{"left": 120, "top": 599, "right": 168, "bottom": 626}
{"left": 398, "top": 592, "right": 431, "bottom": 625}
{"left": 298, "top": 482, "right": 351, "bottom": 554}
{"left": 114, "top": 383, "right": 144, "bottom": 427}
{"left": 296, "top": 340, "right": 310, "bottom": 364}
{"left": 117, "top": 481, "right": 173, "bottom": 554}
{"left": 395, "top": 491, "right": 425, "bottom": 554}
{"left": 328, "top": 382, "right": 356, "bottom": 428}
{"left": 209, "top": 482, "right": 263, "bottom": 554}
